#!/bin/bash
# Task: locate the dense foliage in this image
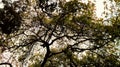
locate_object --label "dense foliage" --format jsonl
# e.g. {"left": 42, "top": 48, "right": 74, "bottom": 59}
{"left": 0, "top": 0, "right": 120, "bottom": 67}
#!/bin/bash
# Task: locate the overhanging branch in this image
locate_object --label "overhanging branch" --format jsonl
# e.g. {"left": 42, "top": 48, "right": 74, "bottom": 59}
{"left": 0, "top": 62, "right": 12, "bottom": 67}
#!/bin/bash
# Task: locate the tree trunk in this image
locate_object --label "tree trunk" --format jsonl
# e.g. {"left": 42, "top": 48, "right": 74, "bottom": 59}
{"left": 41, "top": 45, "right": 50, "bottom": 67}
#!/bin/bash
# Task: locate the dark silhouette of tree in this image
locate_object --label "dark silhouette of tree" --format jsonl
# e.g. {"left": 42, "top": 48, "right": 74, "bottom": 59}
{"left": 0, "top": 0, "right": 120, "bottom": 67}
{"left": 0, "top": 1, "right": 21, "bottom": 34}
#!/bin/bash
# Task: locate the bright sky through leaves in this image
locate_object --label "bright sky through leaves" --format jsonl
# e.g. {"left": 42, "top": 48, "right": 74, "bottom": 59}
{"left": 95, "top": 0, "right": 104, "bottom": 18}
{"left": 0, "top": 0, "right": 114, "bottom": 18}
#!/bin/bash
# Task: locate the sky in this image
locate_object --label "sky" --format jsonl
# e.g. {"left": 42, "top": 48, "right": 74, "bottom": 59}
{"left": 0, "top": 0, "right": 4, "bottom": 9}
{"left": 95, "top": 0, "right": 105, "bottom": 17}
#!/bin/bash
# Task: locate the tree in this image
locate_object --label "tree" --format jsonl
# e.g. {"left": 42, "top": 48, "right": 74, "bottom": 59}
{"left": 0, "top": 0, "right": 120, "bottom": 67}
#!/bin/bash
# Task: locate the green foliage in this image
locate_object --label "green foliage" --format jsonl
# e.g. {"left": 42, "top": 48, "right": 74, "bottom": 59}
{"left": 0, "top": 0, "right": 120, "bottom": 67}
{"left": 29, "top": 61, "right": 40, "bottom": 67}
{"left": 18, "top": 55, "right": 26, "bottom": 62}
{"left": 114, "top": 0, "right": 120, "bottom": 2}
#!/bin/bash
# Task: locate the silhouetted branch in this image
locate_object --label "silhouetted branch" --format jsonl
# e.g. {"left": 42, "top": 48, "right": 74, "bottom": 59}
{"left": 0, "top": 62, "right": 12, "bottom": 67}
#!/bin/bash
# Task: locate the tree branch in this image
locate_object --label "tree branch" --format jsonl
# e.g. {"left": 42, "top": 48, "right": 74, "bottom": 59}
{"left": 0, "top": 62, "right": 12, "bottom": 67}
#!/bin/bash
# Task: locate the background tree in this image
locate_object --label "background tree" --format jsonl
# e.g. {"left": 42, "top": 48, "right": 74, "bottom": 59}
{"left": 0, "top": 0, "right": 120, "bottom": 67}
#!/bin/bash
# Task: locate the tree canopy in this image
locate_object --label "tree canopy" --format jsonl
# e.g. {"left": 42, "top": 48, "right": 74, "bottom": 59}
{"left": 0, "top": 0, "right": 120, "bottom": 67}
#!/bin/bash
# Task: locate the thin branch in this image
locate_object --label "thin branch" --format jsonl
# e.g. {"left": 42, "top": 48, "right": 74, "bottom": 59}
{"left": 50, "top": 35, "right": 66, "bottom": 45}
{"left": 70, "top": 41, "right": 110, "bottom": 52}
{"left": 0, "top": 62, "right": 12, "bottom": 67}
